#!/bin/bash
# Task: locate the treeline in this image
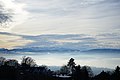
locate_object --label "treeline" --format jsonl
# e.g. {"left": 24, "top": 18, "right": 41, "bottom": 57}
{"left": 0, "top": 56, "right": 120, "bottom": 80}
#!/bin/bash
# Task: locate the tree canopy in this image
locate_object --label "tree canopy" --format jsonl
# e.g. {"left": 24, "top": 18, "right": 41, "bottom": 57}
{"left": 0, "top": 56, "right": 120, "bottom": 80}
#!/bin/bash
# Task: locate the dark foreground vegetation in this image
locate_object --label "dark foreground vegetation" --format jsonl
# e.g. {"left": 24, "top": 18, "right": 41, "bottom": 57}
{"left": 0, "top": 56, "right": 120, "bottom": 80}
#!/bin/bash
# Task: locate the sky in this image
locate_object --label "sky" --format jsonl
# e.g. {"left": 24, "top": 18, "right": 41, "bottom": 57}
{"left": 13, "top": 0, "right": 120, "bottom": 35}
{"left": 0, "top": 0, "right": 120, "bottom": 49}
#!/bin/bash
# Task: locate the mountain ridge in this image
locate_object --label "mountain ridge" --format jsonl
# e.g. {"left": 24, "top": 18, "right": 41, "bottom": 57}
{"left": 0, "top": 47, "right": 80, "bottom": 53}
{"left": 83, "top": 48, "right": 120, "bottom": 53}
{"left": 0, "top": 47, "right": 120, "bottom": 53}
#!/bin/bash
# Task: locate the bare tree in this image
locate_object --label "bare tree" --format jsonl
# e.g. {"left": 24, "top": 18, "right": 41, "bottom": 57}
{"left": 0, "top": 3, "right": 13, "bottom": 26}
{"left": 21, "top": 56, "right": 37, "bottom": 67}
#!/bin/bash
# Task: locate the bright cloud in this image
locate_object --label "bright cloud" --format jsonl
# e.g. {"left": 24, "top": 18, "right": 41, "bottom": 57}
{"left": 11, "top": 0, "right": 120, "bottom": 35}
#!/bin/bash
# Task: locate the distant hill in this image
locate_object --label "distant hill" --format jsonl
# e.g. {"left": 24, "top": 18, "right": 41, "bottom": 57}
{"left": 0, "top": 48, "right": 9, "bottom": 52}
{"left": 0, "top": 47, "right": 80, "bottom": 53}
{"left": 49, "top": 66, "right": 113, "bottom": 75}
{"left": 0, "top": 47, "right": 120, "bottom": 53}
{"left": 83, "top": 49, "right": 120, "bottom": 53}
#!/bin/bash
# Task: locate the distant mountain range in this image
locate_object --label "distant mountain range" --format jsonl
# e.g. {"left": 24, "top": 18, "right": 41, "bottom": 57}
{"left": 0, "top": 47, "right": 80, "bottom": 53}
{"left": 83, "top": 49, "right": 120, "bottom": 53}
{"left": 0, "top": 47, "right": 120, "bottom": 53}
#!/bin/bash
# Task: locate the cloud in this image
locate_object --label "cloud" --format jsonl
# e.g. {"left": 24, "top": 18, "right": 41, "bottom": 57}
{"left": 0, "top": 32, "right": 34, "bottom": 49}
{"left": 12, "top": 0, "right": 120, "bottom": 35}
{"left": 0, "top": 0, "right": 29, "bottom": 31}
{"left": 93, "top": 33, "right": 120, "bottom": 49}
{"left": 18, "top": 0, "right": 106, "bottom": 16}
{"left": 21, "top": 33, "right": 120, "bottom": 51}
{"left": 20, "top": 34, "right": 98, "bottom": 50}
{"left": 0, "top": 32, "right": 119, "bottom": 50}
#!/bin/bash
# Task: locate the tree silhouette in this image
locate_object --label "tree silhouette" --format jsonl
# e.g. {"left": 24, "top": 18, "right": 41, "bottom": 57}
{"left": 0, "top": 57, "right": 120, "bottom": 80}
{"left": 94, "top": 70, "right": 110, "bottom": 80}
{"left": 4, "top": 59, "right": 19, "bottom": 68}
{"left": 60, "top": 65, "right": 70, "bottom": 76}
{"left": 0, "top": 57, "right": 6, "bottom": 66}
{"left": 21, "top": 56, "right": 37, "bottom": 67}
{"left": 67, "top": 58, "right": 76, "bottom": 75}
{"left": 71, "top": 65, "right": 93, "bottom": 80}
{"left": 0, "top": 3, "right": 13, "bottom": 26}
{"left": 82, "top": 66, "right": 93, "bottom": 78}
{"left": 111, "top": 66, "right": 120, "bottom": 80}
{"left": 73, "top": 65, "right": 81, "bottom": 80}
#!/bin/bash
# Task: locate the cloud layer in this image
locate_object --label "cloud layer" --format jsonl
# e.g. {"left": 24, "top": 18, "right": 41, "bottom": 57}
{"left": 12, "top": 0, "right": 120, "bottom": 35}
{"left": 22, "top": 33, "right": 120, "bottom": 51}
{"left": 0, "top": 32, "right": 34, "bottom": 49}
{"left": 0, "top": 32, "right": 120, "bottom": 50}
